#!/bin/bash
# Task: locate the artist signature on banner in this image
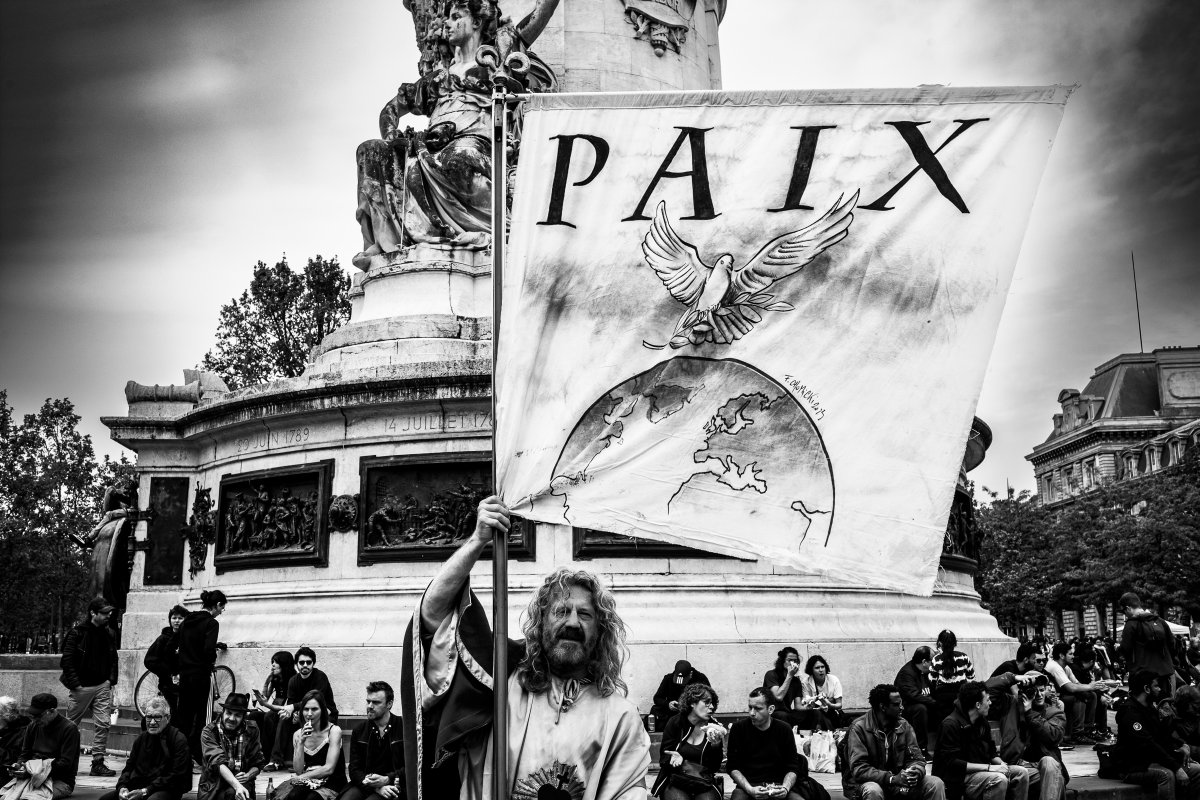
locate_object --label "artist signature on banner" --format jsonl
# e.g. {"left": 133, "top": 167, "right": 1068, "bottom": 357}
{"left": 783, "top": 374, "right": 826, "bottom": 421}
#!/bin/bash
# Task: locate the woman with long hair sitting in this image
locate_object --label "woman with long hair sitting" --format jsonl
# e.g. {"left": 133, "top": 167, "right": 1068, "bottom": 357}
{"left": 652, "top": 683, "right": 726, "bottom": 800}
{"left": 288, "top": 690, "right": 346, "bottom": 800}
{"left": 249, "top": 650, "right": 296, "bottom": 770}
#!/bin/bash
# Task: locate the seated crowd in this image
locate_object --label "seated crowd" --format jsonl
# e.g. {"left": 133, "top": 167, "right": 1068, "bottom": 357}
{"left": 652, "top": 620, "right": 1199, "bottom": 800}
{"left": 2, "top": 614, "right": 1197, "bottom": 800}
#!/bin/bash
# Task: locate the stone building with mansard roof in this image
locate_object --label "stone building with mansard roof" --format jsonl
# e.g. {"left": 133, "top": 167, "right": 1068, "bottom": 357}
{"left": 1026, "top": 345, "right": 1200, "bottom": 508}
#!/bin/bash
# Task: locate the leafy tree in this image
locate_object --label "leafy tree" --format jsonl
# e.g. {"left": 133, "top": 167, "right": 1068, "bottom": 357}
{"left": 975, "top": 487, "right": 1059, "bottom": 629}
{"left": 976, "top": 448, "right": 1200, "bottom": 629}
{"left": 0, "top": 391, "right": 135, "bottom": 649}
{"left": 201, "top": 255, "right": 351, "bottom": 390}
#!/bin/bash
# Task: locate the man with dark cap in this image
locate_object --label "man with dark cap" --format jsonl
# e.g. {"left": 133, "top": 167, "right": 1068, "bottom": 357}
{"left": 17, "top": 694, "right": 81, "bottom": 799}
{"left": 650, "top": 659, "right": 711, "bottom": 730}
{"left": 59, "top": 597, "right": 117, "bottom": 776}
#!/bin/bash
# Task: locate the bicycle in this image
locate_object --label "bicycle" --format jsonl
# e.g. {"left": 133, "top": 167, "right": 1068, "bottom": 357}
{"left": 134, "top": 662, "right": 235, "bottom": 721}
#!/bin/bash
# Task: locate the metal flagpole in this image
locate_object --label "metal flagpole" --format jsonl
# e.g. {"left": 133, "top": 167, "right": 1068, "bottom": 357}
{"left": 490, "top": 82, "right": 511, "bottom": 800}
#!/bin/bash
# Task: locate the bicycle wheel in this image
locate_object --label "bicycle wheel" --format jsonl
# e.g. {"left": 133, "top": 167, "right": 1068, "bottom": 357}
{"left": 209, "top": 665, "right": 236, "bottom": 721}
{"left": 133, "top": 670, "right": 161, "bottom": 715}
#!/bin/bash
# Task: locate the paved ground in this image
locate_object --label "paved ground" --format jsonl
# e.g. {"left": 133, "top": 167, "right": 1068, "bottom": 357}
{"left": 68, "top": 745, "right": 1153, "bottom": 800}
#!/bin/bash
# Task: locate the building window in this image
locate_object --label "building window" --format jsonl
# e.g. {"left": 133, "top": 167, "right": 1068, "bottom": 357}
{"left": 1083, "top": 459, "right": 1096, "bottom": 489}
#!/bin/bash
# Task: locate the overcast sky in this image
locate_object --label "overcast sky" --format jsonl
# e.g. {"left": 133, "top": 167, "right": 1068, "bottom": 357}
{"left": 2, "top": 0, "right": 1197, "bottom": 496}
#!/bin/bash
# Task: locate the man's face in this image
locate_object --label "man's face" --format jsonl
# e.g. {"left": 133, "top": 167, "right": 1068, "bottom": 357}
{"left": 748, "top": 695, "right": 773, "bottom": 727}
{"left": 1031, "top": 685, "right": 1048, "bottom": 707}
{"left": 169, "top": 614, "right": 185, "bottom": 633}
{"left": 916, "top": 658, "right": 932, "bottom": 675}
{"left": 365, "top": 691, "right": 392, "bottom": 721}
{"left": 145, "top": 710, "right": 169, "bottom": 735}
{"left": 221, "top": 708, "right": 244, "bottom": 732}
{"left": 1034, "top": 653, "right": 1048, "bottom": 670}
{"left": 881, "top": 692, "right": 904, "bottom": 726}
{"left": 297, "top": 654, "right": 315, "bottom": 678}
{"left": 91, "top": 609, "right": 112, "bottom": 627}
{"left": 977, "top": 693, "right": 991, "bottom": 717}
{"left": 542, "top": 584, "right": 597, "bottom": 676}
{"left": 784, "top": 652, "right": 800, "bottom": 668}
{"left": 30, "top": 707, "right": 54, "bottom": 728}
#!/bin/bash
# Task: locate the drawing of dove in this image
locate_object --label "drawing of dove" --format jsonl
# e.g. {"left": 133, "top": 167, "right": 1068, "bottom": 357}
{"left": 641, "top": 190, "right": 860, "bottom": 349}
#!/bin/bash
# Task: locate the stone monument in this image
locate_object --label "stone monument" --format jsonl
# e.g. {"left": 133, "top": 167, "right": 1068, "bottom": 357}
{"left": 102, "top": 0, "right": 1010, "bottom": 718}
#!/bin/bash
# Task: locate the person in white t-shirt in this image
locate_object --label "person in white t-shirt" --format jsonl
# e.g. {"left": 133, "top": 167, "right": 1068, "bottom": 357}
{"left": 799, "top": 655, "right": 847, "bottom": 729}
{"left": 1042, "top": 643, "right": 1104, "bottom": 744}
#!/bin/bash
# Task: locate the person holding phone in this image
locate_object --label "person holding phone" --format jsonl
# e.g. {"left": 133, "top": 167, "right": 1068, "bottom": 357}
{"left": 248, "top": 651, "right": 296, "bottom": 771}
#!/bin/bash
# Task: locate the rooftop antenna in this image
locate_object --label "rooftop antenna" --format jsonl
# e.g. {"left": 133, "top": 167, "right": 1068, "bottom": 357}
{"left": 1130, "top": 251, "right": 1145, "bottom": 353}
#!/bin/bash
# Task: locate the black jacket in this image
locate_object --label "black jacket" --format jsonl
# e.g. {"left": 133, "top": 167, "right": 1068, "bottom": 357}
{"left": 1115, "top": 698, "right": 1182, "bottom": 773}
{"left": 651, "top": 713, "right": 725, "bottom": 796}
{"left": 933, "top": 702, "right": 996, "bottom": 800}
{"left": 119, "top": 726, "right": 193, "bottom": 795}
{"left": 349, "top": 714, "right": 405, "bottom": 789}
{"left": 652, "top": 670, "right": 712, "bottom": 712}
{"left": 1120, "top": 612, "right": 1176, "bottom": 677}
{"left": 144, "top": 626, "right": 179, "bottom": 681}
{"left": 176, "top": 611, "right": 220, "bottom": 677}
{"left": 287, "top": 668, "right": 339, "bottom": 721}
{"left": 60, "top": 620, "right": 117, "bottom": 689}
{"left": 895, "top": 661, "right": 936, "bottom": 710}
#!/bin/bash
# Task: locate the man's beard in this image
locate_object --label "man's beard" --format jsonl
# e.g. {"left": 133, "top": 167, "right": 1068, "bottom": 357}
{"left": 544, "top": 629, "right": 592, "bottom": 675}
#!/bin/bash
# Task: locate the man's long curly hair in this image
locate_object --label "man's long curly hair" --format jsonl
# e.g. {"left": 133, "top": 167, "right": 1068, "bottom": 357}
{"left": 516, "top": 568, "right": 629, "bottom": 697}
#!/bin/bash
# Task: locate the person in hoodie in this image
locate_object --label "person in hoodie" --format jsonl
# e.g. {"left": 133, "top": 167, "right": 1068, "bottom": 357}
{"left": 175, "top": 590, "right": 228, "bottom": 762}
{"left": 932, "top": 681, "right": 1029, "bottom": 800}
{"left": 59, "top": 597, "right": 118, "bottom": 776}
{"left": 895, "top": 647, "right": 938, "bottom": 756}
{"left": 1119, "top": 593, "right": 1177, "bottom": 696}
{"left": 98, "top": 696, "right": 192, "bottom": 800}
{"left": 144, "top": 605, "right": 188, "bottom": 716}
{"left": 843, "top": 683, "right": 945, "bottom": 800}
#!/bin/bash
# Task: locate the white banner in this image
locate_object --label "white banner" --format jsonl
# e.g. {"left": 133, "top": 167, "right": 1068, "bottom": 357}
{"left": 496, "top": 87, "right": 1070, "bottom": 595}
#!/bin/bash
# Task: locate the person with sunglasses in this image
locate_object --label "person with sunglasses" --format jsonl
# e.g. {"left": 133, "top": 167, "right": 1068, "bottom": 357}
{"left": 991, "top": 644, "right": 1042, "bottom": 681}
{"left": 98, "top": 697, "right": 191, "bottom": 800}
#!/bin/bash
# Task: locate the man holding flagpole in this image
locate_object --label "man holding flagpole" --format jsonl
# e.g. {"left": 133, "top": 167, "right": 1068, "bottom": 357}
{"left": 400, "top": 496, "right": 650, "bottom": 800}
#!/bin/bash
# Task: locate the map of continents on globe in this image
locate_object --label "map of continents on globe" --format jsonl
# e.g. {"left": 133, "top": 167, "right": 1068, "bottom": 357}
{"left": 547, "top": 357, "right": 834, "bottom": 555}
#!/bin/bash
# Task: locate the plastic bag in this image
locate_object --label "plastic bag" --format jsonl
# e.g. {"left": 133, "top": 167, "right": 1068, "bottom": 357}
{"left": 808, "top": 730, "right": 837, "bottom": 773}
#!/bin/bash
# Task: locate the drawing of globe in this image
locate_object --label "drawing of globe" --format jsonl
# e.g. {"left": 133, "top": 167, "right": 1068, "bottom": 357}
{"left": 548, "top": 357, "right": 834, "bottom": 554}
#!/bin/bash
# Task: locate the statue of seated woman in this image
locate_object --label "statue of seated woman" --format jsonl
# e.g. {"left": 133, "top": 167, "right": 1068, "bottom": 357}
{"left": 354, "top": 0, "right": 560, "bottom": 265}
